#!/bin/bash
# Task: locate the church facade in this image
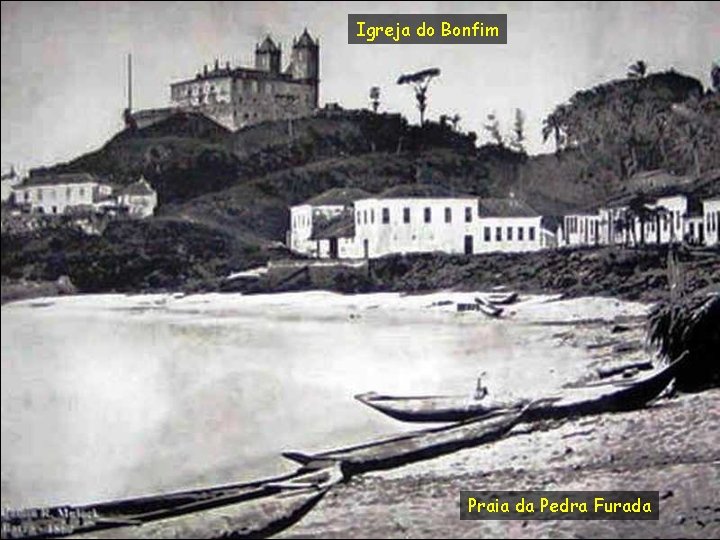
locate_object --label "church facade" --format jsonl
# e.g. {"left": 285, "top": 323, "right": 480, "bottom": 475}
{"left": 167, "top": 29, "right": 319, "bottom": 131}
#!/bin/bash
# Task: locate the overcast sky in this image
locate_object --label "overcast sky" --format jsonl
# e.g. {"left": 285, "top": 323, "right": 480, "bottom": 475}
{"left": 1, "top": 1, "right": 717, "bottom": 173}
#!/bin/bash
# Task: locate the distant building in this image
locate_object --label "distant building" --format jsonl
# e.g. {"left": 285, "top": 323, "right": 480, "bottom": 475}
{"left": 165, "top": 30, "right": 320, "bottom": 131}
{"left": 288, "top": 187, "right": 369, "bottom": 258}
{"left": 475, "top": 197, "right": 550, "bottom": 253}
{"left": 117, "top": 176, "right": 157, "bottom": 218}
{"left": 287, "top": 187, "right": 553, "bottom": 259}
{"left": 704, "top": 197, "right": 720, "bottom": 247}
{"left": 12, "top": 173, "right": 113, "bottom": 215}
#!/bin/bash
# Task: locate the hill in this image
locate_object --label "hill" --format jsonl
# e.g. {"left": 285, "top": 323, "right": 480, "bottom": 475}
{"left": 4, "top": 69, "right": 716, "bottom": 296}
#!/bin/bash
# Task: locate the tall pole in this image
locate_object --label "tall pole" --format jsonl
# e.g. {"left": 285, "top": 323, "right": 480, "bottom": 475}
{"left": 127, "top": 53, "right": 132, "bottom": 113}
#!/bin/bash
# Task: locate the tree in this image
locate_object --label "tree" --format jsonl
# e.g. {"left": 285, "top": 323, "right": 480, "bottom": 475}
{"left": 627, "top": 60, "right": 648, "bottom": 79}
{"left": 483, "top": 112, "right": 504, "bottom": 146}
{"left": 397, "top": 67, "right": 441, "bottom": 125}
{"left": 510, "top": 108, "right": 526, "bottom": 152}
{"left": 369, "top": 86, "right": 380, "bottom": 113}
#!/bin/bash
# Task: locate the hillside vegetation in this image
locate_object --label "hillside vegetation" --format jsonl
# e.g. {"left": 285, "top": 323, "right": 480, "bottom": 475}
{"left": 3, "top": 68, "right": 718, "bottom": 295}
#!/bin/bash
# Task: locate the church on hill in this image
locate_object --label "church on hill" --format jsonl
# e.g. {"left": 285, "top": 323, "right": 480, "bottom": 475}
{"left": 159, "top": 29, "right": 319, "bottom": 131}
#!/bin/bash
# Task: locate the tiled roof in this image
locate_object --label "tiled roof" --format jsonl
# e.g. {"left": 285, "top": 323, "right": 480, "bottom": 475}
{"left": 303, "top": 187, "right": 371, "bottom": 206}
{"left": 311, "top": 210, "right": 355, "bottom": 240}
{"left": 21, "top": 172, "right": 104, "bottom": 187}
{"left": 120, "top": 178, "right": 155, "bottom": 196}
{"left": 378, "top": 184, "right": 474, "bottom": 199}
{"left": 477, "top": 198, "right": 540, "bottom": 217}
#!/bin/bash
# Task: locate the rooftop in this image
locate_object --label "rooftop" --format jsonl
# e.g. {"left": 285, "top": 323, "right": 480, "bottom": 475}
{"left": 477, "top": 197, "right": 540, "bottom": 217}
{"left": 303, "top": 187, "right": 371, "bottom": 207}
{"left": 119, "top": 177, "right": 156, "bottom": 197}
{"left": 311, "top": 210, "right": 355, "bottom": 240}
{"left": 20, "top": 172, "right": 105, "bottom": 187}
{"left": 376, "top": 184, "right": 474, "bottom": 199}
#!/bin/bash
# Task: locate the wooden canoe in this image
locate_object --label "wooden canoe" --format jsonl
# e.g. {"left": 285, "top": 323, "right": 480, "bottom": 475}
{"left": 2, "top": 465, "right": 342, "bottom": 540}
{"left": 354, "top": 391, "right": 518, "bottom": 423}
{"left": 282, "top": 407, "right": 529, "bottom": 477}
{"left": 524, "top": 351, "right": 691, "bottom": 421}
{"left": 354, "top": 352, "right": 690, "bottom": 425}
{"left": 486, "top": 292, "right": 519, "bottom": 305}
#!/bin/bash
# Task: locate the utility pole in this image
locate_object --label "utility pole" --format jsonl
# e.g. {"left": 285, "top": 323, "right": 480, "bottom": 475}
{"left": 127, "top": 53, "right": 133, "bottom": 113}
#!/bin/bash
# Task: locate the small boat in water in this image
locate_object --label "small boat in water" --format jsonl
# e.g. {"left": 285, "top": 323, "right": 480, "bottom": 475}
{"left": 283, "top": 406, "right": 530, "bottom": 477}
{"left": 3, "top": 465, "right": 342, "bottom": 540}
{"left": 355, "top": 352, "right": 690, "bottom": 425}
{"left": 354, "top": 391, "right": 517, "bottom": 423}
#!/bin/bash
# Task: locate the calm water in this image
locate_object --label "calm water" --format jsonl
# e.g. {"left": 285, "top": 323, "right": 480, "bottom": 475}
{"left": 1, "top": 291, "right": 592, "bottom": 508}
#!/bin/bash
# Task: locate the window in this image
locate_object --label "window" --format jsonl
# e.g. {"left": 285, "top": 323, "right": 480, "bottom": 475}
{"left": 424, "top": 207, "right": 431, "bottom": 223}
{"left": 507, "top": 227, "right": 513, "bottom": 241}
{"left": 357, "top": 213, "right": 361, "bottom": 225}
{"left": 496, "top": 227, "right": 502, "bottom": 241}
{"left": 518, "top": 227, "right": 524, "bottom": 241}
{"left": 676, "top": 211, "right": 680, "bottom": 229}
{"left": 79, "top": 187, "right": 85, "bottom": 198}
{"left": 529, "top": 226, "right": 536, "bottom": 241}
{"left": 382, "top": 208, "right": 390, "bottom": 224}
{"left": 66, "top": 187, "right": 72, "bottom": 199}
{"left": 371, "top": 209, "right": 375, "bottom": 224}
{"left": 363, "top": 210, "right": 367, "bottom": 224}
{"left": 484, "top": 227, "right": 491, "bottom": 241}
{"left": 403, "top": 207, "right": 410, "bottom": 223}
{"left": 465, "top": 207, "right": 472, "bottom": 223}
{"left": 445, "top": 207, "right": 452, "bottom": 223}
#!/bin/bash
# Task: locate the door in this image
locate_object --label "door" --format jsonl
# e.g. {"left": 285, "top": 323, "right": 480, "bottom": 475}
{"left": 329, "top": 238, "right": 339, "bottom": 259}
{"left": 464, "top": 235, "right": 473, "bottom": 255}
{"left": 363, "top": 239, "right": 369, "bottom": 259}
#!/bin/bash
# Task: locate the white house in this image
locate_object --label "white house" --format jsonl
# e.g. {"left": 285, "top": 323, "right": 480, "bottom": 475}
{"left": 704, "top": 196, "right": 720, "bottom": 247}
{"left": 287, "top": 187, "right": 370, "bottom": 257}
{"left": 352, "top": 185, "right": 479, "bottom": 258}
{"left": 12, "top": 172, "right": 113, "bottom": 215}
{"left": 474, "top": 198, "right": 548, "bottom": 253}
{"left": 117, "top": 176, "right": 158, "bottom": 218}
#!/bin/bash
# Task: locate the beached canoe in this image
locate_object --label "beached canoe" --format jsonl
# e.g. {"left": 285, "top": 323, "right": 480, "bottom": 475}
{"left": 354, "top": 352, "right": 690, "bottom": 425}
{"left": 2, "top": 465, "right": 341, "bottom": 540}
{"left": 354, "top": 391, "right": 518, "bottom": 423}
{"left": 524, "top": 351, "right": 691, "bottom": 421}
{"left": 486, "top": 292, "right": 519, "bottom": 305}
{"left": 282, "top": 406, "right": 529, "bottom": 477}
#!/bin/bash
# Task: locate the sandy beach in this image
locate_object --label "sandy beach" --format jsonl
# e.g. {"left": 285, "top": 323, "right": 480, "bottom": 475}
{"left": 2, "top": 291, "right": 717, "bottom": 538}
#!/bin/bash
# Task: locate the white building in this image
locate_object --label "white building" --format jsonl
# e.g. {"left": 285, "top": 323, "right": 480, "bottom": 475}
{"left": 12, "top": 172, "right": 113, "bottom": 215}
{"left": 352, "top": 185, "right": 479, "bottom": 258}
{"left": 704, "top": 197, "right": 720, "bottom": 247}
{"left": 287, "top": 188, "right": 370, "bottom": 257}
{"left": 474, "top": 198, "right": 550, "bottom": 253}
{"left": 287, "top": 186, "right": 554, "bottom": 259}
{"left": 562, "top": 211, "right": 602, "bottom": 247}
{"left": 117, "top": 176, "right": 158, "bottom": 218}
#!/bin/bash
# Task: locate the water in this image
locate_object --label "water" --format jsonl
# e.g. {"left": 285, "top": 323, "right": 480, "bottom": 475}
{"left": 1, "top": 291, "right": 602, "bottom": 509}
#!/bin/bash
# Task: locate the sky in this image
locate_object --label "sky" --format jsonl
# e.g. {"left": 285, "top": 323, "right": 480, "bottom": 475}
{"left": 1, "top": 1, "right": 718, "bottom": 173}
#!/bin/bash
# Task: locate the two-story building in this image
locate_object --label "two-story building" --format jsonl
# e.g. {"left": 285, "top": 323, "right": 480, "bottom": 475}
{"left": 12, "top": 173, "right": 113, "bottom": 215}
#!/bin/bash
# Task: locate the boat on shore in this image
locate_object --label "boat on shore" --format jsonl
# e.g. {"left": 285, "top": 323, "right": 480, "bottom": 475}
{"left": 355, "top": 352, "right": 690, "bottom": 424}
{"left": 2, "top": 465, "right": 342, "bottom": 540}
{"left": 354, "top": 391, "right": 517, "bottom": 423}
{"left": 282, "top": 406, "right": 531, "bottom": 477}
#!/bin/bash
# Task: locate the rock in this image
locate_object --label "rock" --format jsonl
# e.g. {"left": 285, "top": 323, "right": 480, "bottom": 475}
{"left": 660, "top": 490, "right": 674, "bottom": 500}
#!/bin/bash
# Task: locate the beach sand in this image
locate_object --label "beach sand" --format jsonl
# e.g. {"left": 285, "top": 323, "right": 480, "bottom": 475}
{"left": 280, "top": 389, "right": 719, "bottom": 539}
